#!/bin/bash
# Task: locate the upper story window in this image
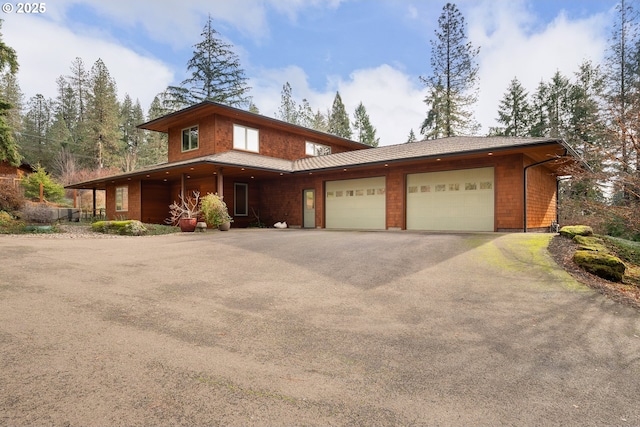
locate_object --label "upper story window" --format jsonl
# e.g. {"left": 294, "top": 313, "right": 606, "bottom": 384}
{"left": 182, "top": 126, "right": 199, "bottom": 152}
{"left": 233, "top": 124, "right": 259, "bottom": 152}
{"left": 305, "top": 141, "right": 331, "bottom": 156}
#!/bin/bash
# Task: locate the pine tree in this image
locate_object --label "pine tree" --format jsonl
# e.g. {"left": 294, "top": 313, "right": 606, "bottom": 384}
{"left": 297, "top": 99, "right": 314, "bottom": 129}
{"left": 420, "top": 3, "right": 480, "bottom": 139}
{"left": 494, "top": 77, "right": 531, "bottom": 136}
{"left": 311, "top": 109, "right": 329, "bottom": 133}
{"left": 277, "top": 82, "right": 298, "bottom": 124}
{"left": 529, "top": 80, "right": 549, "bottom": 137}
{"left": 406, "top": 129, "right": 417, "bottom": 143}
{"left": 165, "top": 15, "right": 251, "bottom": 110}
{"left": 327, "top": 92, "right": 351, "bottom": 139}
{"left": 138, "top": 95, "right": 168, "bottom": 167}
{"left": 605, "top": 0, "right": 639, "bottom": 204}
{"left": 352, "top": 102, "right": 379, "bottom": 147}
{"left": 119, "top": 94, "right": 145, "bottom": 172}
{"left": 86, "top": 59, "right": 120, "bottom": 169}
{"left": 0, "top": 19, "right": 20, "bottom": 166}
{"left": 22, "top": 94, "right": 54, "bottom": 169}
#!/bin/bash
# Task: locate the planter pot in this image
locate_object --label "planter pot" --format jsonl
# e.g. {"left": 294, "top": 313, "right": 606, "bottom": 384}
{"left": 218, "top": 221, "right": 231, "bottom": 231}
{"left": 179, "top": 217, "right": 197, "bottom": 232}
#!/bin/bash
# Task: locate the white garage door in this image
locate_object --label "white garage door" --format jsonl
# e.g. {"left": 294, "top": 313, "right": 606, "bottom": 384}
{"left": 406, "top": 167, "right": 494, "bottom": 232}
{"left": 325, "top": 177, "right": 386, "bottom": 229}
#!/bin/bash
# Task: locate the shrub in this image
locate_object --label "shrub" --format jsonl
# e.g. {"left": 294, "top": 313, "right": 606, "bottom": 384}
{"left": 0, "top": 181, "right": 24, "bottom": 211}
{"left": 21, "top": 203, "right": 53, "bottom": 224}
{"left": 22, "top": 165, "right": 65, "bottom": 203}
{"left": 92, "top": 220, "right": 147, "bottom": 236}
{"left": 200, "top": 193, "right": 232, "bottom": 227}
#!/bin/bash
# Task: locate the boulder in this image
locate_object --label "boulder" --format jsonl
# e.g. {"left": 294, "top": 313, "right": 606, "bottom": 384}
{"left": 573, "top": 250, "right": 626, "bottom": 282}
{"left": 560, "top": 225, "right": 593, "bottom": 238}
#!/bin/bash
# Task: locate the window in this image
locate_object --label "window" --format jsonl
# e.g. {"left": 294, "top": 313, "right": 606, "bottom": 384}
{"left": 234, "top": 183, "right": 248, "bottom": 216}
{"left": 233, "top": 124, "right": 259, "bottom": 152}
{"left": 115, "top": 186, "right": 128, "bottom": 211}
{"left": 305, "top": 141, "right": 331, "bottom": 156}
{"left": 182, "top": 126, "right": 199, "bottom": 152}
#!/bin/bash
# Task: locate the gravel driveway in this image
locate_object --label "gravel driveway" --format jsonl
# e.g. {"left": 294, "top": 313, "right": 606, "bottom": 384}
{"left": 1, "top": 229, "right": 639, "bottom": 426}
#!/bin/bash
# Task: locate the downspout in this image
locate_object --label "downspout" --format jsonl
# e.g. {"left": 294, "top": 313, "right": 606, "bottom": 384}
{"left": 523, "top": 157, "right": 560, "bottom": 233}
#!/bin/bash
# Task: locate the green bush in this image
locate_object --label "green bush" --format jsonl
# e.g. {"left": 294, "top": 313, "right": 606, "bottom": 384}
{"left": 22, "top": 165, "right": 65, "bottom": 203}
{"left": 92, "top": 220, "right": 148, "bottom": 236}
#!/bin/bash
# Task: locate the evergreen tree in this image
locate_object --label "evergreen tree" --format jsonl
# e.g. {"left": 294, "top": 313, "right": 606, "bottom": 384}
{"left": 0, "top": 72, "right": 22, "bottom": 136}
{"left": 494, "top": 77, "right": 531, "bottom": 136}
{"left": 0, "top": 19, "right": 20, "bottom": 166}
{"left": 248, "top": 101, "right": 260, "bottom": 114}
{"left": 137, "top": 95, "right": 168, "bottom": 167}
{"left": 297, "top": 98, "right": 314, "bottom": 129}
{"left": 86, "top": 59, "right": 120, "bottom": 169}
{"left": 21, "top": 94, "right": 54, "bottom": 169}
{"left": 605, "top": 0, "right": 639, "bottom": 204}
{"left": 352, "top": 102, "right": 379, "bottom": 147}
{"left": 165, "top": 15, "right": 251, "bottom": 110}
{"left": 327, "top": 92, "right": 351, "bottom": 139}
{"left": 311, "top": 109, "right": 329, "bottom": 133}
{"left": 406, "top": 128, "right": 417, "bottom": 143}
{"left": 420, "top": 3, "right": 479, "bottom": 139}
{"left": 277, "top": 82, "right": 298, "bottom": 124}
{"left": 119, "top": 94, "right": 144, "bottom": 172}
{"left": 529, "top": 80, "right": 550, "bottom": 137}
{"left": 68, "top": 57, "right": 90, "bottom": 123}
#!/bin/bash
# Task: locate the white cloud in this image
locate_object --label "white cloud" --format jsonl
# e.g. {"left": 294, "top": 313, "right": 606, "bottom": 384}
{"left": 467, "top": 0, "right": 610, "bottom": 133}
{"left": 3, "top": 14, "right": 174, "bottom": 110}
{"left": 251, "top": 64, "right": 425, "bottom": 146}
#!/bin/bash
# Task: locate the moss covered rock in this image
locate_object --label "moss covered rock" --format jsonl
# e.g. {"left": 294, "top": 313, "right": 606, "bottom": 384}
{"left": 560, "top": 225, "right": 593, "bottom": 238}
{"left": 573, "top": 235, "right": 607, "bottom": 252}
{"left": 573, "top": 250, "right": 626, "bottom": 282}
{"left": 92, "top": 220, "right": 147, "bottom": 236}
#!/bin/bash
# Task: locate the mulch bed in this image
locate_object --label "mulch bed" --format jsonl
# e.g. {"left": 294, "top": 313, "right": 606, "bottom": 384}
{"left": 548, "top": 235, "right": 640, "bottom": 309}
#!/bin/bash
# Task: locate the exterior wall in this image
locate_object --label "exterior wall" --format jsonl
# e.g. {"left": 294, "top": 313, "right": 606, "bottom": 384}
{"left": 106, "top": 181, "right": 141, "bottom": 221}
{"left": 167, "top": 113, "right": 357, "bottom": 163}
{"left": 141, "top": 182, "right": 171, "bottom": 224}
{"left": 257, "top": 153, "right": 530, "bottom": 231}
{"left": 526, "top": 164, "right": 557, "bottom": 229}
{"left": 494, "top": 154, "right": 525, "bottom": 231}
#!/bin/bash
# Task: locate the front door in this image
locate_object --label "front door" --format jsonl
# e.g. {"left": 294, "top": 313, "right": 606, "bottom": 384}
{"left": 303, "top": 189, "right": 315, "bottom": 228}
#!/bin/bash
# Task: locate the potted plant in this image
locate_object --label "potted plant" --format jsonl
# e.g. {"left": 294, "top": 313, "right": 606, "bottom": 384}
{"left": 166, "top": 191, "right": 202, "bottom": 232}
{"left": 200, "top": 193, "right": 233, "bottom": 231}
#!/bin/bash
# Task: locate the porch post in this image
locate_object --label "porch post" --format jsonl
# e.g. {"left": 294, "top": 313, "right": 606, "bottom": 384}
{"left": 181, "top": 174, "right": 186, "bottom": 199}
{"left": 92, "top": 188, "right": 97, "bottom": 217}
{"left": 217, "top": 167, "right": 223, "bottom": 197}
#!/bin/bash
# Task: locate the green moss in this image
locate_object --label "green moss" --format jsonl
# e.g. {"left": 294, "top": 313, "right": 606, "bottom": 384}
{"left": 559, "top": 225, "right": 593, "bottom": 238}
{"left": 572, "top": 235, "right": 607, "bottom": 252}
{"left": 573, "top": 250, "right": 626, "bottom": 282}
{"left": 91, "top": 220, "right": 147, "bottom": 236}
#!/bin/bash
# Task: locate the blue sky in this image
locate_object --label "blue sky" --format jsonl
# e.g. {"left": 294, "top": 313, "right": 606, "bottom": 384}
{"left": 2, "top": 0, "right": 617, "bottom": 146}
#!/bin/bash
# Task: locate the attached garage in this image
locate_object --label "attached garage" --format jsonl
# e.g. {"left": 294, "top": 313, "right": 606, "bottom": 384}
{"left": 325, "top": 176, "right": 386, "bottom": 229}
{"left": 406, "top": 167, "right": 495, "bottom": 232}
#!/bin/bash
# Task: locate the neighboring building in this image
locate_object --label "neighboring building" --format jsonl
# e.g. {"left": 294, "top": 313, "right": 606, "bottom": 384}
{"left": 66, "top": 101, "right": 582, "bottom": 232}
{"left": 0, "top": 160, "right": 33, "bottom": 187}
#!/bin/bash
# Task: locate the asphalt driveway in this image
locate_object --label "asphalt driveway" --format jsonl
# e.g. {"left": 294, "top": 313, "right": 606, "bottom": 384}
{"left": 1, "top": 229, "right": 639, "bottom": 426}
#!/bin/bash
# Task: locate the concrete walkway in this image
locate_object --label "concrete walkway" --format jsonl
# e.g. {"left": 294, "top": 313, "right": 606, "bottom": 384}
{"left": 0, "top": 230, "right": 638, "bottom": 426}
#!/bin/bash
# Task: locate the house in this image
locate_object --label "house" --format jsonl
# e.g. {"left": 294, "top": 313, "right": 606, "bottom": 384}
{"left": 66, "top": 101, "right": 581, "bottom": 232}
{"left": 0, "top": 160, "right": 33, "bottom": 188}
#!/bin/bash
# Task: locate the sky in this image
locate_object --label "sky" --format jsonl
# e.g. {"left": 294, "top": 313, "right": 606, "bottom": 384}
{"left": 1, "top": 0, "right": 618, "bottom": 147}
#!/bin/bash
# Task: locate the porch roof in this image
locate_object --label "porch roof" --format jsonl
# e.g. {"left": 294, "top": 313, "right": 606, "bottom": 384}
{"left": 66, "top": 136, "right": 582, "bottom": 189}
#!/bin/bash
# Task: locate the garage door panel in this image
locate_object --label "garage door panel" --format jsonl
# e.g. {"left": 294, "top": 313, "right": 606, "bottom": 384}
{"left": 326, "top": 177, "right": 385, "bottom": 229}
{"left": 407, "top": 168, "right": 494, "bottom": 232}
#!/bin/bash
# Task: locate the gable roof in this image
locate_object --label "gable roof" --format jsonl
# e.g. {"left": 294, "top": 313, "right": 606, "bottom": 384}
{"left": 66, "top": 136, "right": 582, "bottom": 189}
